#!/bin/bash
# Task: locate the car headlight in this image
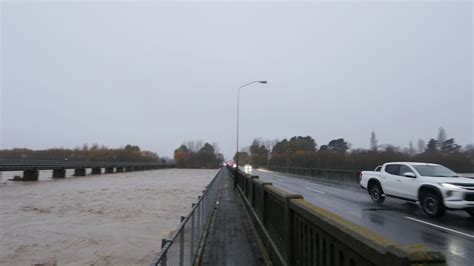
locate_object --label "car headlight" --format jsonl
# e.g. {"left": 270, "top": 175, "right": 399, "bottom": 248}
{"left": 440, "top": 183, "right": 462, "bottom": 190}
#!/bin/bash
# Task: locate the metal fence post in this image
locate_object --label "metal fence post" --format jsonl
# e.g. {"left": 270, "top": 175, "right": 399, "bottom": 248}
{"left": 197, "top": 196, "right": 201, "bottom": 236}
{"left": 161, "top": 239, "right": 168, "bottom": 266}
{"left": 190, "top": 204, "right": 196, "bottom": 265}
{"left": 179, "top": 216, "right": 185, "bottom": 266}
{"left": 202, "top": 192, "right": 206, "bottom": 219}
{"left": 233, "top": 168, "right": 238, "bottom": 188}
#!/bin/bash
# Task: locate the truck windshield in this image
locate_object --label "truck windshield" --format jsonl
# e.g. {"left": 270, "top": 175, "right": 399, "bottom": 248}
{"left": 413, "top": 165, "right": 459, "bottom": 177}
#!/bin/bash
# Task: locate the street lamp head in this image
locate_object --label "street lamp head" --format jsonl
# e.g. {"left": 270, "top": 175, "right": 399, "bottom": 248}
{"left": 259, "top": 81, "right": 268, "bottom": 84}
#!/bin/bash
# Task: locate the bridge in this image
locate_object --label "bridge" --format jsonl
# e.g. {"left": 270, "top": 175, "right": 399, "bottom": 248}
{"left": 0, "top": 159, "right": 175, "bottom": 181}
{"left": 2, "top": 161, "right": 465, "bottom": 265}
{"left": 151, "top": 166, "right": 457, "bottom": 266}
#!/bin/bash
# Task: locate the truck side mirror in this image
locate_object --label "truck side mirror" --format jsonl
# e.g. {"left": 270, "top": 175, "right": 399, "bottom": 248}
{"left": 403, "top": 172, "right": 416, "bottom": 178}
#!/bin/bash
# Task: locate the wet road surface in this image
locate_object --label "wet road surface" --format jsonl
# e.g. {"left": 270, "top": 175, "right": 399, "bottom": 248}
{"left": 254, "top": 169, "right": 474, "bottom": 266}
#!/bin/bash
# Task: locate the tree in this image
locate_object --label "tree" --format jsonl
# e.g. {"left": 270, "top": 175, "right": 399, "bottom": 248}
{"left": 235, "top": 133, "right": 474, "bottom": 173}
{"left": 437, "top": 127, "right": 447, "bottom": 144}
{"left": 319, "top": 145, "right": 329, "bottom": 151}
{"left": 0, "top": 144, "right": 160, "bottom": 162}
{"left": 408, "top": 141, "right": 415, "bottom": 156}
{"left": 196, "top": 143, "right": 218, "bottom": 168}
{"left": 370, "top": 132, "right": 378, "bottom": 151}
{"left": 174, "top": 145, "right": 190, "bottom": 168}
{"left": 186, "top": 140, "right": 203, "bottom": 153}
{"left": 249, "top": 139, "right": 269, "bottom": 166}
{"left": 174, "top": 142, "right": 222, "bottom": 169}
{"left": 287, "top": 136, "right": 317, "bottom": 153}
{"left": 272, "top": 139, "right": 289, "bottom": 153}
{"left": 260, "top": 138, "right": 279, "bottom": 154}
{"left": 426, "top": 139, "right": 438, "bottom": 153}
{"left": 269, "top": 137, "right": 317, "bottom": 167}
{"left": 440, "top": 138, "right": 461, "bottom": 154}
{"left": 417, "top": 139, "right": 426, "bottom": 153}
{"left": 327, "top": 138, "right": 349, "bottom": 153}
{"left": 234, "top": 152, "right": 251, "bottom": 165}
{"left": 383, "top": 145, "right": 400, "bottom": 153}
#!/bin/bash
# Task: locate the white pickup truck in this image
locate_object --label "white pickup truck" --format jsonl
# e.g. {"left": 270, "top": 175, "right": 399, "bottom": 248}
{"left": 359, "top": 162, "right": 474, "bottom": 217}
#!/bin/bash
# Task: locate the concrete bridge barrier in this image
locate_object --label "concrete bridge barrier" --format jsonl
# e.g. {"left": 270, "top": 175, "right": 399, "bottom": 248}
{"left": 232, "top": 169, "right": 446, "bottom": 266}
{"left": 266, "top": 166, "right": 359, "bottom": 185}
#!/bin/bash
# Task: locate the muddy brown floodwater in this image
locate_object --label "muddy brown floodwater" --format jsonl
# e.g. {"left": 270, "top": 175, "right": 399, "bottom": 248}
{"left": 0, "top": 168, "right": 218, "bottom": 266}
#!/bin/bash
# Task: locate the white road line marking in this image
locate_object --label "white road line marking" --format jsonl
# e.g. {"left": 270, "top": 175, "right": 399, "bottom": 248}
{"left": 305, "top": 187, "right": 326, "bottom": 194}
{"left": 405, "top": 216, "right": 474, "bottom": 239}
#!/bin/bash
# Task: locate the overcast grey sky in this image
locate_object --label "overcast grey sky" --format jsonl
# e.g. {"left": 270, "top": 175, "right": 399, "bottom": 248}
{"left": 1, "top": 1, "right": 472, "bottom": 159}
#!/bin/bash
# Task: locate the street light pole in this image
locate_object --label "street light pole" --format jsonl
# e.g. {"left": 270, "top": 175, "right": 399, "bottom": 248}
{"left": 236, "top": 80, "right": 267, "bottom": 169}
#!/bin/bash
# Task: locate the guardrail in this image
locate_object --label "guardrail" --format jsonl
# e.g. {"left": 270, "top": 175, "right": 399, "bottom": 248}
{"left": 232, "top": 168, "right": 446, "bottom": 266}
{"left": 150, "top": 168, "right": 223, "bottom": 266}
{"left": 265, "top": 166, "right": 359, "bottom": 184}
{"left": 0, "top": 159, "right": 175, "bottom": 171}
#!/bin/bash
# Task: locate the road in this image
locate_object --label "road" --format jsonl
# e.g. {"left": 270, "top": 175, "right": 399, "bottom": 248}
{"left": 253, "top": 169, "right": 474, "bottom": 266}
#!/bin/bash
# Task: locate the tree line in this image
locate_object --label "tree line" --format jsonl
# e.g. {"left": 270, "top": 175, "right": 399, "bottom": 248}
{"left": 0, "top": 144, "right": 162, "bottom": 162}
{"left": 234, "top": 128, "right": 474, "bottom": 173}
{"left": 174, "top": 141, "right": 224, "bottom": 169}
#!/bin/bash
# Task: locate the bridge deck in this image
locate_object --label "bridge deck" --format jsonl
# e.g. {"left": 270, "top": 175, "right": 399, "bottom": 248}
{"left": 200, "top": 168, "right": 264, "bottom": 265}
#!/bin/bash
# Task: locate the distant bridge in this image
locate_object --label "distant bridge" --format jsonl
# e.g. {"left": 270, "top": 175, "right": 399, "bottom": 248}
{"left": 0, "top": 159, "right": 175, "bottom": 181}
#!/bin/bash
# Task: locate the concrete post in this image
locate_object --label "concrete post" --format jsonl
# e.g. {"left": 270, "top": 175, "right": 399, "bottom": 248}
{"left": 105, "top": 167, "right": 114, "bottom": 174}
{"left": 233, "top": 169, "right": 238, "bottom": 188}
{"left": 91, "top": 167, "right": 102, "bottom": 175}
{"left": 260, "top": 182, "right": 273, "bottom": 224}
{"left": 283, "top": 194, "right": 304, "bottom": 264}
{"left": 74, "top": 168, "right": 86, "bottom": 176}
{"left": 52, "top": 169, "right": 66, "bottom": 178}
{"left": 250, "top": 175, "right": 259, "bottom": 206}
{"left": 23, "top": 170, "right": 39, "bottom": 181}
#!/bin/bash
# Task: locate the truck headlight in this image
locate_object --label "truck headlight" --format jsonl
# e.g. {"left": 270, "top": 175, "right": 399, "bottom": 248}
{"left": 440, "top": 183, "right": 462, "bottom": 191}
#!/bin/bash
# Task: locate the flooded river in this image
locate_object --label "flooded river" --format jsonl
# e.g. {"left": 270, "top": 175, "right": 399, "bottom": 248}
{"left": 0, "top": 169, "right": 217, "bottom": 265}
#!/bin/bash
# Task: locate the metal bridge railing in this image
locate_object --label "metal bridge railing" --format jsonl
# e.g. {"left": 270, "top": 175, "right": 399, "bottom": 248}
{"left": 150, "top": 169, "right": 223, "bottom": 266}
{"left": 0, "top": 159, "right": 175, "bottom": 171}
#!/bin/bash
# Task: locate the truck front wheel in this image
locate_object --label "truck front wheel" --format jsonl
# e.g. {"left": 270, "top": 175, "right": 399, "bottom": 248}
{"left": 369, "top": 184, "right": 385, "bottom": 204}
{"left": 421, "top": 192, "right": 445, "bottom": 217}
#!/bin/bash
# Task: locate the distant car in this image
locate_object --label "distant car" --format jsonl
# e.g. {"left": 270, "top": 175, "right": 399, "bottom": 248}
{"left": 225, "top": 160, "right": 236, "bottom": 168}
{"left": 244, "top": 164, "right": 252, "bottom": 174}
{"left": 360, "top": 162, "right": 474, "bottom": 217}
